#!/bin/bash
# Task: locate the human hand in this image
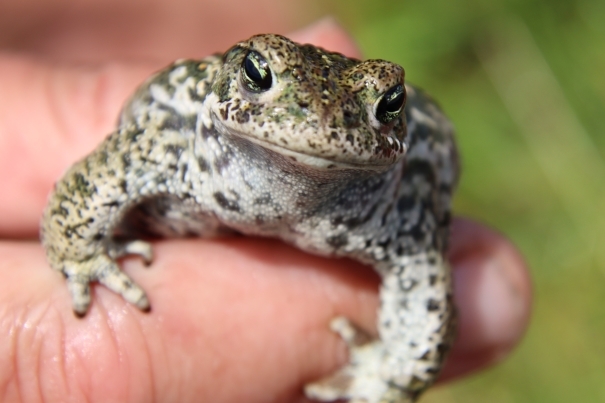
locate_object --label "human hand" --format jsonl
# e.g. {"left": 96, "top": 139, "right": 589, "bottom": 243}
{"left": 0, "top": 13, "right": 531, "bottom": 402}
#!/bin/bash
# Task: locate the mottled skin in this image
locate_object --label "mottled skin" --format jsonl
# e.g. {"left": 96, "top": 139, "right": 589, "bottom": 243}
{"left": 41, "top": 34, "right": 459, "bottom": 403}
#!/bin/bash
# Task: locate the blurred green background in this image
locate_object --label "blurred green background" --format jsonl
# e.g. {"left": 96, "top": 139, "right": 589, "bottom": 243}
{"left": 311, "top": 0, "right": 605, "bottom": 402}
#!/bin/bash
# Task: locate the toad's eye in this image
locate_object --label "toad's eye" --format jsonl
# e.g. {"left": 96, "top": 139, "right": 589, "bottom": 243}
{"left": 241, "top": 51, "right": 272, "bottom": 93}
{"left": 375, "top": 84, "right": 405, "bottom": 124}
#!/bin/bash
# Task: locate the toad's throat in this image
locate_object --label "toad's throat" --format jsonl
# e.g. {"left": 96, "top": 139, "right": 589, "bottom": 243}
{"left": 211, "top": 113, "right": 401, "bottom": 171}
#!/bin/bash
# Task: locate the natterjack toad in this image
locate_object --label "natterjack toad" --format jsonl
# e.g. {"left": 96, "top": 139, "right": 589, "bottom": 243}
{"left": 41, "top": 34, "right": 459, "bottom": 403}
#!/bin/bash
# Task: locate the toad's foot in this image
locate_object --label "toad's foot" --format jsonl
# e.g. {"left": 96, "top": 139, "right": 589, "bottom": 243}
{"left": 64, "top": 240, "right": 152, "bottom": 316}
{"left": 107, "top": 239, "right": 153, "bottom": 264}
{"left": 305, "top": 317, "right": 416, "bottom": 403}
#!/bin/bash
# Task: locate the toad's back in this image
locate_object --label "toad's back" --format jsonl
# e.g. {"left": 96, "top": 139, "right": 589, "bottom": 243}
{"left": 41, "top": 34, "right": 459, "bottom": 403}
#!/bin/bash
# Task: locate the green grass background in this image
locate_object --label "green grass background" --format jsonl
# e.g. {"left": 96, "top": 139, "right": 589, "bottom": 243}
{"left": 310, "top": 0, "right": 605, "bottom": 401}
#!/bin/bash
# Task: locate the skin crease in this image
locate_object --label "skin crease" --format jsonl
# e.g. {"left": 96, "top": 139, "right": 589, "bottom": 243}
{"left": 0, "top": 2, "right": 532, "bottom": 402}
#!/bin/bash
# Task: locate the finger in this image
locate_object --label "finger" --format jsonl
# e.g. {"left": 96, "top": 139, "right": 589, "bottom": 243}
{"left": 0, "top": 56, "right": 158, "bottom": 237}
{"left": 0, "top": 238, "right": 380, "bottom": 403}
{"left": 0, "top": 0, "right": 294, "bottom": 63}
{"left": 0, "top": 218, "right": 531, "bottom": 401}
{"left": 0, "top": 19, "right": 357, "bottom": 237}
{"left": 289, "top": 18, "right": 363, "bottom": 59}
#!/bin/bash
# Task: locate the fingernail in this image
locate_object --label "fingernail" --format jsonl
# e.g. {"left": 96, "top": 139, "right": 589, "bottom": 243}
{"left": 454, "top": 248, "right": 531, "bottom": 354}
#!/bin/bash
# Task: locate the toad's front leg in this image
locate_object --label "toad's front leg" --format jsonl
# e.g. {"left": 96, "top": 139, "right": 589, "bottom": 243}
{"left": 41, "top": 126, "right": 198, "bottom": 315}
{"left": 305, "top": 251, "right": 455, "bottom": 403}
{"left": 41, "top": 154, "right": 150, "bottom": 314}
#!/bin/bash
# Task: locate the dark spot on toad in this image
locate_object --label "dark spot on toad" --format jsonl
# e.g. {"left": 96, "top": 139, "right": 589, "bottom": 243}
{"left": 213, "top": 192, "right": 241, "bottom": 212}
{"left": 426, "top": 299, "right": 440, "bottom": 312}
{"left": 326, "top": 233, "right": 348, "bottom": 249}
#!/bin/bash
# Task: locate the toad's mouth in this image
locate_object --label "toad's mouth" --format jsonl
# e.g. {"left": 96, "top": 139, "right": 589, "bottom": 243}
{"left": 211, "top": 113, "right": 399, "bottom": 172}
